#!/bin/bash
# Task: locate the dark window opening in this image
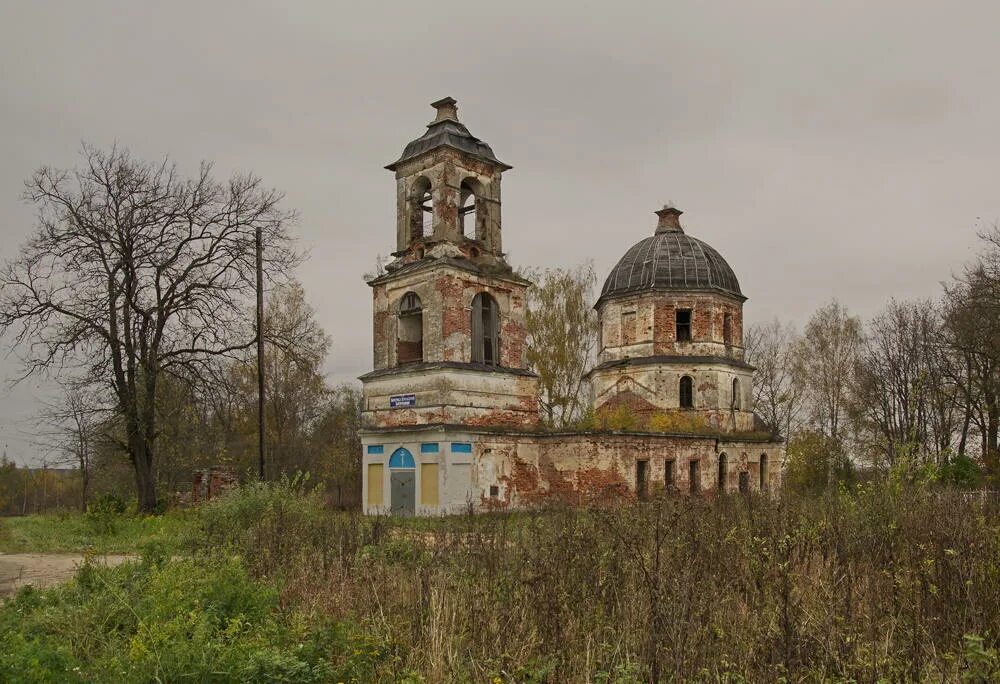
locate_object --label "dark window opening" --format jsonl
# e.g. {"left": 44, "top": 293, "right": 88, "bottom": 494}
{"left": 637, "top": 459, "right": 649, "bottom": 500}
{"left": 679, "top": 376, "right": 694, "bottom": 409}
{"left": 723, "top": 312, "right": 733, "bottom": 346}
{"left": 409, "top": 177, "right": 433, "bottom": 242}
{"left": 665, "top": 459, "right": 676, "bottom": 489}
{"left": 472, "top": 292, "right": 500, "bottom": 365}
{"left": 459, "top": 179, "right": 481, "bottom": 241}
{"left": 731, "top": 378, "right": 741, "bottom": 410}
{"left": 676, "top": 309, "right": 692, "bottom": 342}
{"left": 760, "top": 454, "right": 769, "bottom": 491}
{"left": 739, "top": 471, "right": 750, "bottom": 494}
{"left": 489, "top": 485, "right": 499, "bottom": 498}
{"left": 689, "top": 460, "right": 700, "bottom": 493}
{"left": 397, "top": 292, "right": 423, "bottom": 365}
{"left": 718, "top": 453, "right": 728, "bottom": 492}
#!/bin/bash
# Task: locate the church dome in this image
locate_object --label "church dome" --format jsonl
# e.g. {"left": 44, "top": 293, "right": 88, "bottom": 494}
{"left": 598, "top": 207, "right": 742, "bottom": 303}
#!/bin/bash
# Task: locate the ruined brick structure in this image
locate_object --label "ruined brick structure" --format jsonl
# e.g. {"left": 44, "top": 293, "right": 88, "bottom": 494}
{"left": 361, "top": 98, "right": 784, "bottom": 515}
{"left": 191, "top": 466, "right": 237, "bottom": 504}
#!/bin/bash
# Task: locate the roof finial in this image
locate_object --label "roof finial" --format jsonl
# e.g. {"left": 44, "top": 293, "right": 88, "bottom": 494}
{"left": 655, "top": 204, "right": 684, "bottom": 234}
{"left": 430, "top": 96, "right": 459, "bottom": 124}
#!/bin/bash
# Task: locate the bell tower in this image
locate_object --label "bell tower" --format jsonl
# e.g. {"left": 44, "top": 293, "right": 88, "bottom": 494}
{"left": 385, "top": 96, "right": 510, "bottom": 263}
{"left": 361, "top": 98, "right": 539, "bottom": 430}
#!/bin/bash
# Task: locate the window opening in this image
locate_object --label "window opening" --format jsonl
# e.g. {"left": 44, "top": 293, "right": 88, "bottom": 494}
{"left": 676, "top": 309, "right": 692, "bottom": 342}
{"left": 472, "top": 292, "right": 500, "bottom": 365}
{"left": 460, "top": 180, "right": 480, "bottom": 240}
{"left": 679, "top": 376, "right": 694, "bottom": 409}
{"left": 637, "top": 460, "right": 649, "bottom": 500}
{"left": 408, "top": 177, "right": 433, "bottom": 242}
{"left": 397, "top": 292, "right": 423, "bottom": 365}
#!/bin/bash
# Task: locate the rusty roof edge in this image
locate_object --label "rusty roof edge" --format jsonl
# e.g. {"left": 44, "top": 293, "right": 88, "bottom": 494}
{"left": 359, "top": 422, "right": 782, "bottom": 443}
{"left": 365, "top": 257, "right": 531, "bottom": 288}
{"left": 359, "top": 361, "right": 538, "bottom": 382}
{"left": 385, "top": 141, "right": 513, "bottom": 172}
{"left": 584, "top": 354, "right": 755, "bottom": 379}
{"left": 593, "top": 286, "right": 748, "bottom": 309}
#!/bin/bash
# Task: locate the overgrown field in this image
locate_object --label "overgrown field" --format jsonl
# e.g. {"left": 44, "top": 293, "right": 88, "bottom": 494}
{"left": 2, "top": 482, "right": 999, "bottom": 682}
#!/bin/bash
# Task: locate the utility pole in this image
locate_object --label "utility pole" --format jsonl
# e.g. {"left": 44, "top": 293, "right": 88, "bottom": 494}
{"left": 256, "top": 225, "right": 266, "bottom": 480}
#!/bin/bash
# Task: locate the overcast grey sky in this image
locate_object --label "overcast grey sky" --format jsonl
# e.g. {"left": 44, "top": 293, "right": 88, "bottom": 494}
{"left": 1, "top": 1, "right": 997, "bottom": 464}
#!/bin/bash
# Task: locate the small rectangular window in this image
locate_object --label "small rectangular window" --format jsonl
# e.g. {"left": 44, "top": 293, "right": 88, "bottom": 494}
{"left": 367, "top": 445, "right": 384, "bottom": 455}
{"left": 636, "top": 459, "right": 649, "bottom": 500}
{"left": 665, "top": 459, "right": 676, "bottom": 488}
{"left": 451, "top": 442, "right": 473, "bottom": 454}
{"left": 676, "top": 309, "right": 692, "bottom": 342}
{"left": 489, "top": 485, "right": 499, "bottom": 498}
{"left": 420, "top": 443, "right": 439, "bottom": 454}
{"left": 621, "top": 311, "right": 637, "bottom": 345}
{"left": 689, "top": 459, "right": 700, "bottom": 492}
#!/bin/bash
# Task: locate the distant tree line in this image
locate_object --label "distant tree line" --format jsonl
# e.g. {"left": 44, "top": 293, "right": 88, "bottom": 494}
{"left": 745, "top": 227, "right": 1000, "bottom": 491}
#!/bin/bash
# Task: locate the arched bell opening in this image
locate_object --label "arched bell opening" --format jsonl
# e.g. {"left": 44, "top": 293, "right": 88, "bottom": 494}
{"left": 459, "top": 178, "right": 485, "bottom": 242}
{"left": 396, "top": 292, "right": 423, "bottom": 365}
{"left": 471, "top": 292, "right": 500, "bottom": 365}
{"left": 408, "top": 176, "right": 433, "bottom": 243}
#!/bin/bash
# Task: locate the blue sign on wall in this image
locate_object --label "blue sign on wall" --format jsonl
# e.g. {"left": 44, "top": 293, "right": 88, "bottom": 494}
{"left": 389, "top": 394, "right": 416, "bottom": 408}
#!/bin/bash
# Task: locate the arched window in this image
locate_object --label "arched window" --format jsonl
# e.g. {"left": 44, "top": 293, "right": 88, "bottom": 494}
{"left": 408, "top": 177, "right": 433, "bottom": 242}
{"left": 679, "top": 376, "right": 694, "bottom": 409}
{"left": 759, "top": 454, "right": 769, "bottom": 491}
{"left": 723, "top": 312, "right": 733, "bottom": 346}
{"left": 718, "top": 453, "right": 728, "bottom": 492}
{"left": 388, "top": 448, "right": 415, "bottom": 469}
{"left": 397, "top": 292, "right": 423, "bottom": 365}
{"left": 731, "top": 378, "right": 741, "bottom": 410}
{"left": 460, "top": 179, "right": 481, "bottom": 241}
{"left": 472, "top": 292, "right": 500, "bottom": 365}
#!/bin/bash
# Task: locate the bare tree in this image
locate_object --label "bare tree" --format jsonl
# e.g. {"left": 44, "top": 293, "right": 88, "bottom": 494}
{"left": 943, "top": 230, "right": 1000, "bottom": 476}
{"left": 853, "top": 300, "right": 957, "bottom": 469}
{"left": 522, "top": 263, "right": 599, "bottom": 427}
{"left": 32, "top": 383, "right": 105, "bottom": 511}
{"left": 745, "top": 318, "right": 804, "bottom": 439}
{"left": 793, "top": 301, "right": 861, "bottom": 483}
{"left": 0, "top": 145, "right": 297, "bottom": 511}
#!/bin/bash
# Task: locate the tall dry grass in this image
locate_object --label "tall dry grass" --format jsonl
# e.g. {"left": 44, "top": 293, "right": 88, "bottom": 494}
{"left": 195, "top": 480, "right": 1000, "bottom": 682}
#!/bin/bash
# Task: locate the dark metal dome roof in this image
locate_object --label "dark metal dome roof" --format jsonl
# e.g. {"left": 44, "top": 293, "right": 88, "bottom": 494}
{"left": 599, "top": 208, "right": 743, "bottom": 303}
{"left": 386, "top": 97, "right": 511, "bottom": 171}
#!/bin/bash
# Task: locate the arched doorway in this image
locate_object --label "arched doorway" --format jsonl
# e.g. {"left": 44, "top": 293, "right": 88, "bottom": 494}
{"left": 389, "top": 448, "right": 416, "bottom": 516}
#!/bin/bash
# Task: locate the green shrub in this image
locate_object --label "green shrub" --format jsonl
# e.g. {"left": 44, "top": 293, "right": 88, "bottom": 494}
{"left": 84, "top": 493, "right": 129, "bottom": 536}
{"left": 940, "top": 454, "right": 983, "bottom": 488}
{"left": 0, "top": 555, "right": 388, "bottom": 682}
{"left": 647, "top": 410, "right": 710, "bottom": 434}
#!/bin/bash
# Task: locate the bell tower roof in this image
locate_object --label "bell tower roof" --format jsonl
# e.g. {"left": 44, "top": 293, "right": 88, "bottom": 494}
{"left": 385, "top": 97, "right": 511, "bottom": 171}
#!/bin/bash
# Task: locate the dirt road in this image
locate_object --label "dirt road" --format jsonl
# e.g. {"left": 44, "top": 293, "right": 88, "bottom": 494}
{"left": 0, "top": 553, "right": 129, "bottom": 599}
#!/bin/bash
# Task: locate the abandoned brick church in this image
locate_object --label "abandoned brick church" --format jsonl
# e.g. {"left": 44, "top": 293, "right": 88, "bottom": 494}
{"left": 360, "top": 98, "right": 784, "bottom": 515}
